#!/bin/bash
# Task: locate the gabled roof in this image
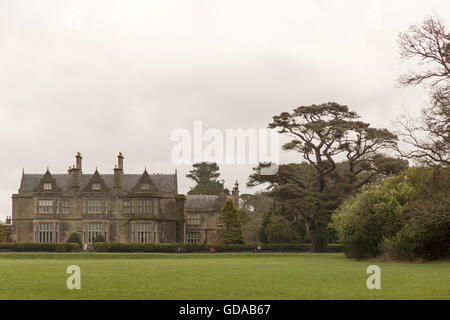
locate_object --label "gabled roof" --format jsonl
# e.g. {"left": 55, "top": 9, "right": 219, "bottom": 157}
{"left": 131, "top": 169, "right": 159, "bottom": 192}
{"left": 33, "top": 168, "right": 62, "bottom": 192}
{"left": 19, "top": 172, "right": 177, "bottom": 193}
{"left": 185, "top": 195, "right": 220, "bottom": 209}
{"left": 81, "top": 169, "right": 110, "bottom": 192}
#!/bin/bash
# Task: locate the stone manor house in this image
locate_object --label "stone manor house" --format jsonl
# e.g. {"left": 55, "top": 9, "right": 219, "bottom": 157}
{"left": 11, "top": 153, "right": 239, "bottom": 245}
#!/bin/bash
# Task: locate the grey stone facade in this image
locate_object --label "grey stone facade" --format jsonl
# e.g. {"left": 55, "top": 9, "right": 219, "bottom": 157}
{"left": 184, "top": 182, "right": 239, "bottom": 244}
{"left": 11, "top": 153, "right": 239, "bottom": 245}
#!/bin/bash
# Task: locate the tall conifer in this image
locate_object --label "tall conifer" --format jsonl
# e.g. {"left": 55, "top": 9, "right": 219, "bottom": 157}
{"left": 217, "top": 199, "right": 244, "bottom": 244}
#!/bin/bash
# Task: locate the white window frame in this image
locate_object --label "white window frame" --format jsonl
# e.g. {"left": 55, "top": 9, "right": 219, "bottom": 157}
{"left": 39, "top": 223, "right": 53, "bottom": 242}
{"left": 88, "top": 223, "right": 103, "bottom": 244}
{"left": 134, "top": 199, "right": 156, "bottom": 214}
{"left": 87, "top": 200, "right": 102, "bottom": 213}
{"left": 136, "top": 223, "right": 152, "bottom": 243}
{"left": 62, "top": 200, "right": 70, "bottom": 214}
{"left": 187, "top": 232, "right": 200, "bottom": 244}
{"left": 92, "top": 183, "right": 101, "bottom": 191}
{"left": 43, "top": 183, "right": 52, "bottom": 191}
{"left": 187, "top": 213, "right": 201, "bottom": 225}
{"left": 38, "top": 200, "right": 53, "bottom": 213}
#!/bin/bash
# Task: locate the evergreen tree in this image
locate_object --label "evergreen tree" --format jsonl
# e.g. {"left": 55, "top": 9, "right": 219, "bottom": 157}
{"left": 250, "top": 103, "right": 404, "bottom": 252}
{"left": 259, "top": 211, "right": 272, "bottom": 244}
{"left": 186, "top": 162, "right": 230, "bottom": 195}
{"left": 266, "top": 215, "right": 298, "bottom": 244}
{"left": 217, "top": 199, "right": 244, "bottom": 244}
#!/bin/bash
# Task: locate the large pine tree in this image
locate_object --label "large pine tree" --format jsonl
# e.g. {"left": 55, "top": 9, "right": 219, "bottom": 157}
{"left": 217, "top": 199, "right": 244, "bottom": 244}
{"left": 186, "top": 162, "right": 230, "bottom": 195}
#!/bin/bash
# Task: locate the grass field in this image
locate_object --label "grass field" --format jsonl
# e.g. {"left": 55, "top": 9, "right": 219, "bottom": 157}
{"left": 0, "top": 252, "right": 448, "bottom": 300}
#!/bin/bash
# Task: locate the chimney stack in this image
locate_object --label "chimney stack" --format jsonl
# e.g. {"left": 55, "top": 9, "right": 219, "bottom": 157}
{"left": 114, "top": 152, "right": 124, "bottom": 190}
{"left": 118, "top": 152, "right": 123, "bottom": 169}
{"left": 6, "top": 216, "right": 11, "bottom": 225}
{"left": 76, "top": 152, "right": 82, "bottom": 172}
{"left": 69, "top": 153, "right": 82, "bottom": 191}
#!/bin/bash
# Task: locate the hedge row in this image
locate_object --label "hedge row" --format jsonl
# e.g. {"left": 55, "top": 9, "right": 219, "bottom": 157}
{"left": 0, "top": 242, "right": 343, "bottom": 253}
{"left": 94, "top": 242, "right": 343, "bottom": 253}
{"left": 0, "top": 243, "right": 80, "bottom": 252}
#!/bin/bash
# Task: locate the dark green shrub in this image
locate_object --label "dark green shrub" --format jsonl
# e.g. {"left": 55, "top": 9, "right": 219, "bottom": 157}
{"left": 93, "top": 242, "right": 108, "bottom": 252}
{"left": 400, "top": 168, "right": 450, "bottom": 260}
{"left": 102, "top": 243, "right": 342, "bottom": 253}
{"left": 66, "top": 233, "right": 82, "bottom": 248}
{"left": 0, "top": 242, "right": 342, "bottom": 253}
{"left": 331, "top": 167, "right": 450, "bottom": 261}
{"left": 330, "top": 171, "right": 414, "bottom": 259}
{"left": 0, "top": 243, "right": 79, "bottom": 252}
{"left": 93, "top": 234, "right": 106, "bottom": 243}
{"left": 55, "top": 244, "right": 67, "bottom": 252}
{"left": 265, "top": 215, "right": 298, "bottom": 244}
{"left": 0, "top": 243, "right": 13, "bottom": 251}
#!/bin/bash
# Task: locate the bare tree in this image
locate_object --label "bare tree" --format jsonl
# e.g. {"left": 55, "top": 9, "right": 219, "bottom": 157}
{"left": 398, "top": 14, "right": 450, "bottom": 86}
{"left": 397, "top": 14, "right": 450, "bottom": 166}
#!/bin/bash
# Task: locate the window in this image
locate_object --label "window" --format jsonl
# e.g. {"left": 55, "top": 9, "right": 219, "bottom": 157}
{"left": 62, "top": 200, "right": 70, "bottom": 214}
{"left": 141, "top": 183, "right": 150, "bottom": 190}
{"left": 134, "top": 199, "right": 156, "bottom": 214}
{"left": 39, "top": 223, "right": 53, "bottom": 242}
{"left": 136, "top": 223, "right": 152, "bottom": 243}
{"left": 88, "top": 223, "right": 103, "bottom": 244}
{"left": 187, "top": 232, "right": 200, "bottom": 244}
{"left": 92, "top": 183, "right": 101, "bottom": 191}
{"left": 87, "top": 200, "right": 102, "bottom": 213}
{"left": 187, "top": 213, "right": 201, "bottom": 225}
{"left": 38, "top": 200, "right": 53, "bottom": 213}
{"left": 43, "top": 183, "right": 52, "bottom": 191}
{"left": 123, "top": 200, "right": 131, "bottom": 214}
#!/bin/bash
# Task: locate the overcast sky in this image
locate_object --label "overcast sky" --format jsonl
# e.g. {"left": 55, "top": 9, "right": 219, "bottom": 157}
{"left": 0, "top": 0, "right": 449, "bottom": 220}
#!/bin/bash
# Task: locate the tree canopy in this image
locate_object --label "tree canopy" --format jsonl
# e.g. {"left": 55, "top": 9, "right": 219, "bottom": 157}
{"left": 268, "top": 102, "right": 402, "bottom": 192}
{"left": 186, "top": 162, "right": 230, "bottom": 195}
{"left": 265, "top": 215, "right": 298, "bottom": 244}
{"left": 248, "top": 103, "right": 406, "bottom": 251}
{"left": 217, "top": 199, "right": 244, "bottom": 244}
{"left": 331, "top": 167, "right": 450, "bottom": 261}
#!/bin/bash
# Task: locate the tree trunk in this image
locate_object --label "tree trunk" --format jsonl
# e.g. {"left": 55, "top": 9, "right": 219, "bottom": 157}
{"left": 317, "top": 173, "right": 325, "bottom": 193}
{"left": 311, "top": 234, "right": 326, "bottom": 253}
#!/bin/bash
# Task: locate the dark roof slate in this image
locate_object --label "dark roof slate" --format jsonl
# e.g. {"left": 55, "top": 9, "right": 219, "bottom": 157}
{"left": 185, "top": 195, "right": 220, "bottom": 209}
{"left": 19, "top": 173, "right": 176, "bottom": 193}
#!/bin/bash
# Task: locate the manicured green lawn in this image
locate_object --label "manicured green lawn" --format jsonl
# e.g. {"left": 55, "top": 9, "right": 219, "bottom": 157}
{"left": 0, "top": 252, "right": 448, "bottom": 299}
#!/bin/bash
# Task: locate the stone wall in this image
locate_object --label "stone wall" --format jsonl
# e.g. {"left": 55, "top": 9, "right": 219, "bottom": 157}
{"left": 12, "top": 192, "right": 180, "bottom": 244}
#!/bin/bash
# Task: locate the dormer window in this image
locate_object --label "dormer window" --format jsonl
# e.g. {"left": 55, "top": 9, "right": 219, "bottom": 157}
{"left": 141, "top": 183, "right": 150, "bottom": 191}
{"left": 43, "top": 183, "right": 52, "bottom": 191}
{"left": 92, "top": 183, "right": 101, "bottom": 191}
